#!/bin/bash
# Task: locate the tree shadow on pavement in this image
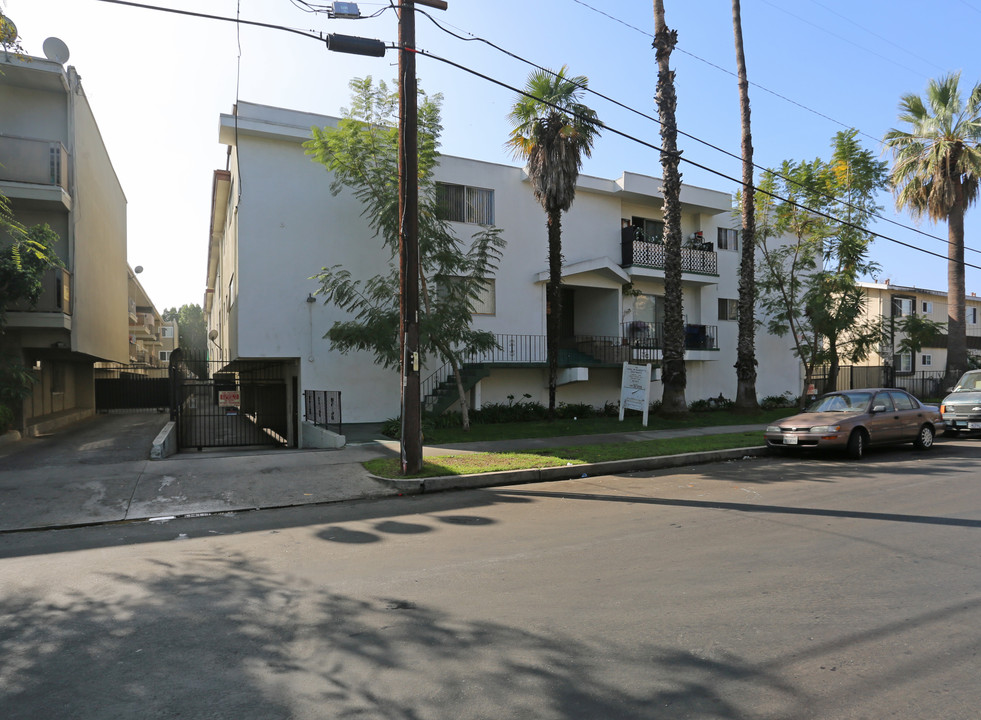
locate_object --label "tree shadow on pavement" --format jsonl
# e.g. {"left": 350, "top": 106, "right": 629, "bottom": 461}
{"left": 0, "top": 552, "right": 808, "bottom": 720}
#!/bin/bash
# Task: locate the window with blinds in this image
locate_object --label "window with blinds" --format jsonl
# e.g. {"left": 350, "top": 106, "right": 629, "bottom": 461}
{"left": 436, "top": 182, "right": 495, "bottom": 225}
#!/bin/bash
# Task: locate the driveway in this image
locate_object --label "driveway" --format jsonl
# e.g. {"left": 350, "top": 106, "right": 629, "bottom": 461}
{"left": 0, "top": 412, "right": 395, "bottom": 533}
{"left": 0, "top": 413, "right": 170, "bottom": 529}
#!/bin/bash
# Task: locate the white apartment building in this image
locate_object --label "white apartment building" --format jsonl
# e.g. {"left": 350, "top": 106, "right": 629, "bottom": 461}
{"left": 206, "top": 101, "right": 800, "bottom": 440}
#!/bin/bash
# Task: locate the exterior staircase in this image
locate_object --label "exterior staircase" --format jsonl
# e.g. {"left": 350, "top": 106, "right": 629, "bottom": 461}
{"left": 423, "top": 363, "right": 491, "bottom": 415}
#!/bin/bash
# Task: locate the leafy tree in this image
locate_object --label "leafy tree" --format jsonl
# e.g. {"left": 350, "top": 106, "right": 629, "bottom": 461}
{"left": 0, "top": 189, "right": 62, "bottom": 421}
{"left": 731, "top": 0, "right": 758, "bottom": 410}
{"left": 652, "top": 1, "right": 687, "bottom": 415}
{"left": 0, "top": 222, "right": 61, "bottom": 328}
{"left": 163, "top": 304, "right": 207, "bottom": 356}
{"left": 507, "top": 66, "right": 600, "bottom": 419}
{"left": 884, "top": 73, "right": 981, "bottom": 381}
{"left": 890, "top": 313, "right": 946, "bottom": 359}
{"left": 304, "top": 77, "right": 505, "bottom": 431}
{"left": 756, "top": 131, "right": 887, "bottom": 402}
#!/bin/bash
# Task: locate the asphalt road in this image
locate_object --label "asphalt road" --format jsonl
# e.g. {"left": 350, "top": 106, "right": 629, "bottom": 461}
{"left": 2, "top": 441, "right": 980, "bottom": 719}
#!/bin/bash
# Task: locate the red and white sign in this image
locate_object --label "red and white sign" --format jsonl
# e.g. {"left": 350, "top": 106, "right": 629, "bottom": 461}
{"left": 219, "top": 390, "right": 241, "bottom": 408}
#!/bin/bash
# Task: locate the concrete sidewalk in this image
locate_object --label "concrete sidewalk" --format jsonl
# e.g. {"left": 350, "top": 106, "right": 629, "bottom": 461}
{"left": 0, "top": 414, "right": 766, "bottom": 533}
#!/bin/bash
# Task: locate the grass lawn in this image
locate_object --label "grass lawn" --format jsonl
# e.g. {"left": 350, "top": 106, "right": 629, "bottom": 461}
{"left": 365, "top": 430, "right": 765, "bottom": 479}
{"left": 420, "top": 407, "right": 791, "bottom": 444}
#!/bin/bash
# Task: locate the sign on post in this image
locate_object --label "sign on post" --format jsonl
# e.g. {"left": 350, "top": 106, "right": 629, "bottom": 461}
{"left": 619, "top": 362, "right": 652, "bottom": 426}
{"left": 218, "top": 390, "right": 240, "bottom": 415}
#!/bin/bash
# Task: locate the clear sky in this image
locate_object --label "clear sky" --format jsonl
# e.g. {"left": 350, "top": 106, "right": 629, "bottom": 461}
{"left": 5, "top": 0, "right": 981, "bottom": 312}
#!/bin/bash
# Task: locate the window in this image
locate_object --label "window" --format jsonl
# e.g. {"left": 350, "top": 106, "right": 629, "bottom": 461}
{"left": 631, "top": 216, "right": 664, "bottom": 242}
{"left": 472, "top": 279, "right": 496, "bottom": 315}
{"left": 159, "top": 350, "right": 171, "bottom": 362}
{"left": 894, "top": 352, "right": 912, "bottom": 373}
{"left": 892, "top": 296, "right": 914, "bottom": 317}
{"left": 969, "top": 306, "right": 979, "bottom": 324}
{"left": 921, "top": 300, "right": 933, "bottom": 314}
{"left": 436, "top": 183, "right": 495, "bottom": 225}
{"left": 921, "top": 354, "right": 933, "bottom": 367}
{"left": 718, "top": 298, "right": 738, "bottom": 321}
{"left": 889, "top": 391, "right": 915, "bottom": 411}
{"left": 717, "top": 227, "right": 739, "bottom": 251}
{"left": 438, "top": 277, "right": 496, "bottom": 315}
{"left": 161, "top": 326, "right": 174, "bottom": 339}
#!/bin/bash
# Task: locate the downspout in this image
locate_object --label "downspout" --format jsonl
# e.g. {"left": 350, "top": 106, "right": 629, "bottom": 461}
{"left": 66, "top": 66, "right": 79, "bottom": 348}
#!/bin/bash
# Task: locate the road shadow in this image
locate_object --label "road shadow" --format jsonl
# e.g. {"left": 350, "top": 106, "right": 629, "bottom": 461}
{"left": 0, "top": 552, "right": 806, "bottom": 719}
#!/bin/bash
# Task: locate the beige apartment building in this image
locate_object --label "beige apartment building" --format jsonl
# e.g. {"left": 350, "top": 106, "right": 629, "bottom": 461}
{"left": 858, "top": 281, "right": 981, "bottom": 375}
{"left": 0, "top": 47, "right": 128, "bottom": 434}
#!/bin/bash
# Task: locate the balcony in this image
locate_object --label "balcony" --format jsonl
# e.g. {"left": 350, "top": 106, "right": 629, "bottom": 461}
{"left": 621, "top": 230, "right": 718, "bottom": 276}
{"left": 0, "top": 136, "right": 70, "bottom": 208}
{"left": 130, "top": 313, "right": 158, "bottom": 340}
{"left": 8, "top": 267, "right": 71, "bottom": 314}
{"left": 453, "top": 329, "right": 718, "bottom": 367}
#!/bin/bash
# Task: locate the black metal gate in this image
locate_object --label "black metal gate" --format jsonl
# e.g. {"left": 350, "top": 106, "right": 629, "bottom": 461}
{"left": 169, "top": 349, "right": 289, "bottom": 450}
{"left": 95, "top": 363, "right": 170, "bottom": 412}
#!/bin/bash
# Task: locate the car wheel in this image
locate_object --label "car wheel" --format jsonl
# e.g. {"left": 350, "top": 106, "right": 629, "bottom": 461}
{"left": 914, "top": 424, "right": 935, "bottom": 450}
{"left": 847, "top": 429, "right": 866, "bottom": 460}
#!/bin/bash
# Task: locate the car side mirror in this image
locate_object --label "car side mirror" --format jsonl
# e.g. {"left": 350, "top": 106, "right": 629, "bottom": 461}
{"left": 871, "top": 405, "right": 887, "bottom": 414}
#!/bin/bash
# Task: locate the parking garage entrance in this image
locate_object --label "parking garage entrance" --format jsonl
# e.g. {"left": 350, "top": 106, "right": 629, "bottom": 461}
{"left": 169, "top": 349, "right": 292, "bottom": 450}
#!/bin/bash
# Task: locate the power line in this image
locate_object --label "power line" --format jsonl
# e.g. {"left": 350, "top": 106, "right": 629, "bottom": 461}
{"left": 415, "top": 47, "right": 981, "bottom": 272}
{"left": 85, "top": 0, "right": 979, "bottom": 270}
{"left": 417, "top": 7, "right": 981, "bottom": 260}
{"left": 568, "top": 0, "right": 884, "bottom": 147}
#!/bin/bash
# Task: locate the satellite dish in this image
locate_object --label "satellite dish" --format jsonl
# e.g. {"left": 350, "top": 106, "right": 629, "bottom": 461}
{"left": 134, "top": 265, "right": 144, "bottom": 274}
{"left": 42, "top": 37, "right": 70, "bottom": 64}
{"left": 208, "top": 329, "right": 219, "bottom": 341}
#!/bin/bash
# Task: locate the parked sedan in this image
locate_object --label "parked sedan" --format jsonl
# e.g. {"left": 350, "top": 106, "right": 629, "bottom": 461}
{"left": 940, "top": 370, "right": 981, "bottom": 435}
{"left": 764, "top": 388, "right": 943, "bottom": 459}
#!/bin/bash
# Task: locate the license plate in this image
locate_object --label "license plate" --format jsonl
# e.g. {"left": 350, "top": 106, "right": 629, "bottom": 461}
{"left": 970, "top": 422, "right": 981, "bottom": 430}
{"left": 783, "top": 434, "right": 798, "bottom": 445}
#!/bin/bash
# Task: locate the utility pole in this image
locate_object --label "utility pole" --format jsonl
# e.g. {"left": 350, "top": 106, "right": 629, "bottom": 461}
{"left": 397, "top": 0, "right": 446, "bottom": 475}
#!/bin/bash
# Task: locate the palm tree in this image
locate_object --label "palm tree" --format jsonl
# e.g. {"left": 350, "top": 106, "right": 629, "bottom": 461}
{"left": 884, "top": 73, "right": 981, "bottom": 380}
{"left": 507, "top": 66, "right": 600, "bottom": 417}
{"left": 732, "top": 0, "right": 759, "bottom": 410}
{"left": 653, "top": 0, "right": 687, "bottom": 415}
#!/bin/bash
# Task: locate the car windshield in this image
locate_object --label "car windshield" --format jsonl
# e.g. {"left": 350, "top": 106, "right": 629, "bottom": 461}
{"left": 953, "top": 371, "right": 981, "bottom": 392}
{"left": 806, "top": 392, "right": 872, "bottom": 413}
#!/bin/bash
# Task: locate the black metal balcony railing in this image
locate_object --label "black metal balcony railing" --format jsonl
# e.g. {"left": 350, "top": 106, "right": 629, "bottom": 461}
{"left": 621, "top": 234, "right": 718, "bottom": 275}
{"left": 425, "top": 328, "right": 718, "bottom": 376}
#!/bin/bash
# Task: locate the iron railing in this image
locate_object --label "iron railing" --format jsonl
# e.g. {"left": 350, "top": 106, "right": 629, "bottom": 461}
{"left": 809, "top": 365, "right": 948, "bottom": 402}
{"left": 303, "top": 390, "right": 342, "bottom": 435}
{"left": 622, "top": 237, "right": 718, "bottom": 275}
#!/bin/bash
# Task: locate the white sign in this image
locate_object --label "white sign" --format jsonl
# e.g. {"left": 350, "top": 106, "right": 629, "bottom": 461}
{"left": 619, "top": 362, "right": 652, "bottom": 426}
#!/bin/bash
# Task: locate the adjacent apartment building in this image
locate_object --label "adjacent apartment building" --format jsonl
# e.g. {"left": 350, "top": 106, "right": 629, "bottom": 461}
{"left": 0, "top": 47, "right": 128, "bottom": 434}
{"left": 858, "top": 280, "right": 981, "bottom": 375}
{"left": 205, "top": 101, "right": 801, "bottom": 440}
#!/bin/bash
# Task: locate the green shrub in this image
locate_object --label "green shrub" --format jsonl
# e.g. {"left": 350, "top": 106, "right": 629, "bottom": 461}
{"left": 689, "top": 395, "right": 734, "bottom": 412}
{"left": 760, "top": 392, "right": 798, "bottom": 410}
{"left": 555, "top": 402, "right": 595, "bottom": 419}
{"left": 0, "top": 403, "right": 13, "bottom": 435}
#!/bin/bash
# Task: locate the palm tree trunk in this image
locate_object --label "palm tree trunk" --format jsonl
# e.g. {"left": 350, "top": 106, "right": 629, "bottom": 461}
{"left": 546, "top": 208, "right": 563, "bottom": 418}
{"left": 946, "top": 202, "right": 968, "bottom": 380}
{"left": 653, "top": 0, "right": 687, "bottom": 415}
{"left": 732, "top": 0, "right": 758, "bottom": 410}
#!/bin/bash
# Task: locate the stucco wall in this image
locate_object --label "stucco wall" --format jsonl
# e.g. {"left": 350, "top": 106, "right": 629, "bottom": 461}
{"left": 215, "top": 102, "right": 803, "bottom": 422}
{"left": 70, "top": 85, "right": 128, "bottom": 363}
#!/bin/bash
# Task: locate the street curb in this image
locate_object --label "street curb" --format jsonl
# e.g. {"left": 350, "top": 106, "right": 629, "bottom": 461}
{"left": 0, "top": 430, "right": 22, "bottom": 448}
{"left": 377, "top": 445, "right": 769, "bottom": 495}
